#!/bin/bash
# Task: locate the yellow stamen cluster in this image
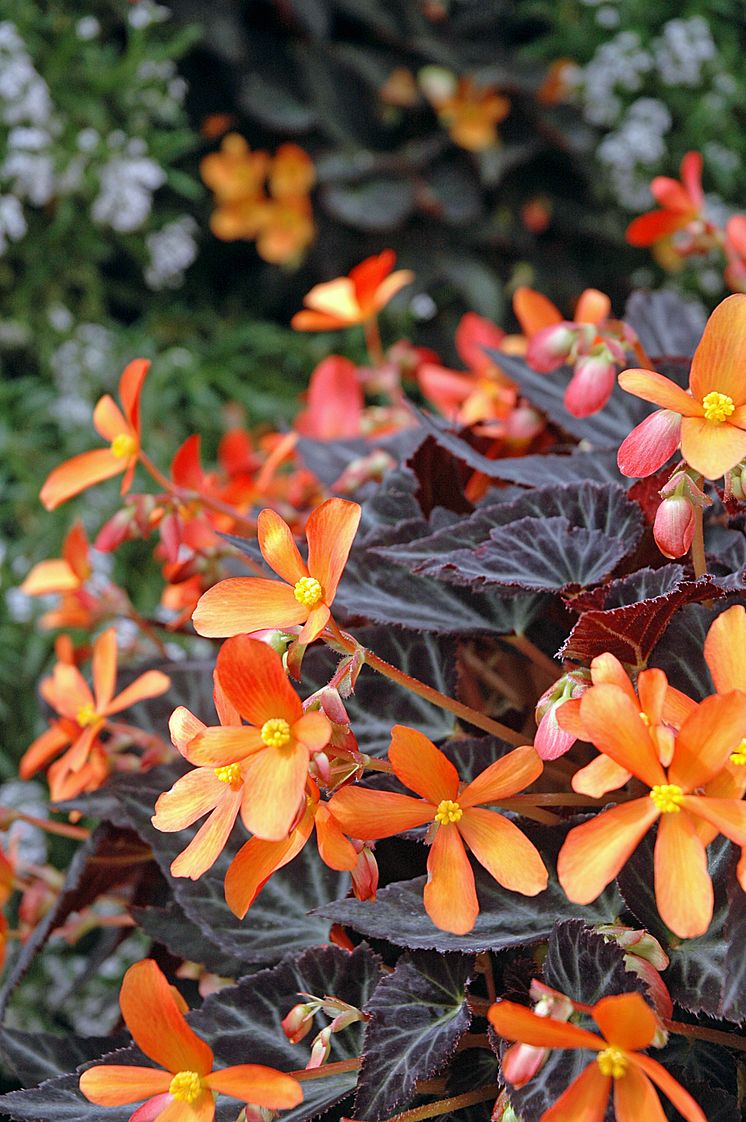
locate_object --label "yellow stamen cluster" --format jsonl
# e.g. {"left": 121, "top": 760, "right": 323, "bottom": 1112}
{"left": 434, "top": 799, "right": 463, "bottom": 825}
{"left": 215, "top": 763, "right": 241, "bottom": 786}
{"left": 649, "top": 783, "right": 684, "bottom": 813}
{"left": 261, "top": 717, "right": 292, "bottom": 748}
{"left": 730, "top": 739, "right": 746, "bottom": 766}
{"left": 111, "top": 433, "right": 137, "bottom": 459}
{"left": 169, "top": 1071, "right": 203, "bottom": 1104}
{"left": 293, "top": 576, "right": 323, "bottom": 607}
{"left": 76, "top": 702, "right": 98, "bottom": 728}
{"left": 702, "top": 391, "right": 735, "bottom": 424}
{"left": 596, "top": 1046, "right": 629, "bottom": 1079}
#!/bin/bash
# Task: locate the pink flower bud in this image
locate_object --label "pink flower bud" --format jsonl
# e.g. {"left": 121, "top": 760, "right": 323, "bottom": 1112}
{"left": 564, "top": 350, "right": 617, "bottom": 417}
{"left": 653, "top": 494, "right": 696, "bottom": 558}
{"left": 534, "top": 673, "right": 588, "bottom": 761}
{"left": 282, "top": 1002, "right": 315, "bottom": 1044}
{"left": 307, "top": 1025, "right": 332, "bottom": 1069}
{"left": 617, "top": 408, "right": 682, "bottom": 478}
{"left": 526, "top": 323, "right": 577, "bottom": 372}
{"left": 351, "top": 844, "right": 378, "bottom": 901}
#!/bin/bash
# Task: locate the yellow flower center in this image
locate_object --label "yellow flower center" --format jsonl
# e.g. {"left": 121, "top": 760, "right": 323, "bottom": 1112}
{"left": 730, "top": 739, "right": 746, "bottom": 766}
{"left": 214, "top": 763, "right": 241, "bottom": 786}
{"left": 76, "top": 702, "right": 99, "bottom": 727}
{"left": 111, "top": 433, "right": 137, "bottom": 459}
{"left": 639, "top": 711, "right": 651, "bottom": 727}
{"left": 649, "top": 783, "right": 684, "bottom": 813}
{"left": 702, "top": 391, "right": 735, "bottom": 424}
{"left": 169, "top": 1071, "right": 203, "bottom": 1104}
{"left": 293, "top": 576, "right": 323, "bottom": 607}
{"left": 596, "top": 1047, "right": 629, "bottom": 1079}
{"left": 434, "top": 799, "right": 463, "bottom": 825}
{"left": 261, "top": 717, "right": 291, "bottom": 748}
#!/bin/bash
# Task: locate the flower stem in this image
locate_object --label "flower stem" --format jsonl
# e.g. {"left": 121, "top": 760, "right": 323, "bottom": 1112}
{"left": 690, "top": 499, "right": 707, "bottom": 580}
{"left": 138, "top": 451, "right": 256, "bottom": 536}
{"left": 364, "top": 315, "right": 385, "bottom": 366}
{"left": 373, "top": 1086, "right": 497, "bottom": 1122}
{"left": 665, "top": 1019, "right": 746, "bottom": 1052}
{"left": 3, "top": 810, "right": 90, "bottom": 841}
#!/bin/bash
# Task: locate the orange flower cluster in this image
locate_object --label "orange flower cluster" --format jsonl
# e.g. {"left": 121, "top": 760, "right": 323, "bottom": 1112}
{"left": 419, "top": 67, "right": 510, "bottom": 151}
{"left": 201, "top": 134, "right": 315, "bottom": 264}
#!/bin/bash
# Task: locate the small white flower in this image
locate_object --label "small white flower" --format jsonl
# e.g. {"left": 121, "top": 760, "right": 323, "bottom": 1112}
{"left": 92, "top": 154, "right": 166, "bottom": 232}
{"left": 76, "top": 16, "right": 100, "bottom": 40}
{"left": 144, "top": 215, "right": 199, "bottom": 289}
{"left": 128, "top": 1, "right": 171, "bottom": 29}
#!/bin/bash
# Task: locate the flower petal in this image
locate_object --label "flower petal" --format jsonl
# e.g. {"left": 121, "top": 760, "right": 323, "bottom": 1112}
{"left": 655, "top": 812, "right": 713, "bottom": 939}
{"left": 633, "top": 1055, "right": 707, "bottom": 1122}
{"left": 257, "top": 509, "right": 307, "bottom": 584}
{"left": 119, "top": 358, "right": 150, "bottom": 432}
{"left": 689, "top": 294, "right": 746, "bottom": 402}
{"left": 680, "top": 416, "right": 746, "bottom": 479}
{"left": 40, "top": 448, "right": 124, "bottom": 511}
{"left": 290, "top": 309, "right": 344, "bottom": 331}
{"left": 107, "top": 670, "right": 171, "bottom": 716}
{"left": 329, "top": 787, "right": 433, "bottom": 839}
{"left": 592, "top": 993, "right": 657, "bottom": 1051}
{"left": 617, "top": 409, "right": 682, "bottom": 478}
{"left": 704, "top": 605, "right": 746, "bottom": 693}
{"left": 626, "top": 208, "right": 689, "bottom": 247}
{"left": 297, "top": 603, "right": 331, "bottom": 645}
{"left": 558, "top": 799, "right": 659, "bottom": 904}
{"left": 460, "top": 745, "right": 542, "bottom": 808}
{"left": 371, "top": 269, "right": 414, "bottom": 313}
{"left": 579, "top": 685, "right": 666, "bottom": 787}
{"left": 225, "top": 810, "right": 314, "bottom": 919}
{"left": 618, "top": 369, "right": 701, "bottom": 416}
{"left": 241, "top": 743, "right": 309, "bottom": 841}
{"left": 21, "top": 559, "right": 80, "bottom": 596}
{"left": 19, "top": 724, "right": 70, "bottom": 778}
{"left": 119, "top": 959, "right": 213, "bottom": 1074}
{"left": 91, "top": 629, "right": 118, "bottom": 712}
{"left": 458, "top": 808, "right": 547, "bottom": 895}
{"left": 292, "top": 710, "right": 331, "bottom": 752}
{"left": 572, "top": 755, "right": 631, "bottom": 798}
{"left": 541, "top": 1063, "right": 609, "bottom": 1122}
{"left": 156, "top": 1093, "right": 214, "bottom": 1122}
{"left": 388, "top": 725, "right": 460, "bottom": 803}
{"left": 670, "top": 691, "right": 746, "bottom": 790}
{"left": 305, "top": 498, "right": 361, "bottom": 604}
{"left": 92, "top": 395, "right": 129, "bottom": 442}
{"left": 79, "top": 1065, "right": 171, "bottom": 1106}
{"left": 575, "top": 288, "right": 611, "bottom": 325}
{"left": 614, "top": 1063, "right": 667, "bottom": 1122}
{"left": 169, "top": 707, "right": 206, "bottom": 756}
{"left": 489, "top": 1000, "right": 602, "bottom": 1051}
{"left": 192, "top": 578, "right": 307, "bottom": 638}
{"left": 424, "top": 825, "right": 478, "bottom": 934}
{"left": 152, "top": 768, "right": 226, "bottom": 832}
{"left": 303, "top": 277, "right": 359, "bottom": 321}
{"left": 314, "top": 803, "right": 359, "bottom": 870}
{"left": 186, "top": 726, "right": 265, "bottom": 767}
{"left": 204, "top": 1065, "right": 303, "bottom": 1109}
{"left": 216, "top": 635, "right": 302, "bottom": 725}
{"left": 170, "top": 788, "right": 243, "bottom": 879}
{"left": 512, "top": 287, "right": 563, "bottom": 336}
{"left": 681, "top": 796, "right": 746, "bottom": 846}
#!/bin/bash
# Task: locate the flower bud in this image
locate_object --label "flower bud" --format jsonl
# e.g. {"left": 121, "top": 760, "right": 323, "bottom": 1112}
{"left": 724, "top": 460, "right": 746, "bottom": 500}
{"left": 534, "top": 672, "right": 589, "bottom": 761}
{"left": 526, "top": 323, "right": 577, "bottom": 372}
{"left": 564, "top": 349, "right": 617, "bottom": 417}
{"left": 307, "top": 1025, "right": 332, "bottom": 1069}
{"left": 653, "top": 494, "right": 695, "bottom": 559}
{"left": 351, "top": 844, "right": 378, "bottom": 901}
{"left": 282, "top": 1002, "right": 315, "bottom": 1044}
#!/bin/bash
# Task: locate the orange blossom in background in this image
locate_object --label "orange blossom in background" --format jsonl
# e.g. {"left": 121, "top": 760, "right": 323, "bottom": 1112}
{"left": 290, "top": 250, "right": 413, "bottom": 332}
{"left": 626, "top": 151, "right": 707, "bottom": 251}
{"left": 80, "top": 959, "right": 303, "bottom": 1122}
{"left": 329, "top": 725, "right": 547, "bottom": 934}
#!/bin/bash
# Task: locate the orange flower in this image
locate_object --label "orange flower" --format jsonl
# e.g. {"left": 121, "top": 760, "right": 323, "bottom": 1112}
{"left": 224, "top": 777, "right": 358, "bottom": 918}
{"left": 192, "top": 497, "right": 361, "bottom": 645}
{"left": 626, "top": 151, "right": 706, "bottom": 249}
{"left": 79, "top": 959, "right": 303, "bottom": 1122}
{"left": 618, "top": 294, "right": 746, "bottom": 479}
{"left": 490, "top": 991, "right": 705, "bottom": 1122}
{"left": 290, "top": 251, "right": 413, "bottom": 332}
{"left": 21, "top": 628, "right": 170, "bottom": 801}
{"left": 329, "top": 726, "right": 547, "bottom": 934}
{"left": 40, "top": 359, "right": 149, "bottom": 510}
{"left": 182, "top": 636, "right": 331, "bottom": 841}
{"left": 557, "top": 684, "right": 746, "bottom": 937}
{"left": 21, "top": 522, "right": 91, "bottom": 596}
{"left": 421, "top": 70, "right": 510, "bottom": 151}
{"left": 201, "top": 133, "right": 268, "bottom": 205}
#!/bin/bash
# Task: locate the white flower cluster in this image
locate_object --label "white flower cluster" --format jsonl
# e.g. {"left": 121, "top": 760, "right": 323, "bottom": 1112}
{"left": 92, "top": 142, "right": 167, "bottom": 233}
{"left": 597, "top": 98, "right": 672, "bottom": 210}
{"left": 49, "top": 321, "right": 118, "bottom": 426}
{"left": 653, "top": 17, "right": 716, "bottom": 88}
{"left": 144, "top": 215, "right": 199, "bottom": 289}
{"left": 0, "top": 22, "right": 56, "bottom": 220}
{"left": 582, "top": 31, "right": 652, "bottom": 127}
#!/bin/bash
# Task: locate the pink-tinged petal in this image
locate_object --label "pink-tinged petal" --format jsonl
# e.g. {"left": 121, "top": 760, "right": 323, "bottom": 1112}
{"left": 489, "top": 1000, "right": 603, "bottom": 1052}
{"left": 171, "top": 434, "right": 204, "bottom": 490}
{"left": 119, "top": 358, "right": 150, "bottom": 432}
{"left": 129, "top": 1092, "right": 173, "bottom": 1122}
{"left": 225, "top": 808, "right": 314, "bottom": 918}
{"left": 558, "top": 799, "right": 659, "bottom": 904}
{"left": 682, "top": 797, "right": 746, "bottom": 846}
{"left": 618, "top": 370, "right": 701, "bottom": 416}
{"left": 614, "top": 1064, "right": 667, "bottom": 1122}
{"left": 241, "top": 743, "right": 309, "bottom": 841}
{"left": 564, "top": 357, "right": 616, "bottom": 417}
{"left": 541, "top": 1063, "right": 609, "bottom": 1122}
{"left": 680, "top": 151, "right": 704, "bottom": 207}
{"left": 572, "top": 755, "right": 631, "bottom": 798}
{"left": 92, "top": 629, "right": 118, "bottom": 712}
{"left": 106, "top": 670, "right": 170, "bottom": 716}
{"left": 460, "top": 745, "right": 543, "bottom": 807}
{"left": 305, "top": 497, "right": 361, "bottom": 603}
{"left": 617, "top": 409, "right": 682, "bottom": 477}
{"left": 192, "top": 577, "right": 307, "bottom": 638}
{"left": 388, "top": 725, "right": 460, "bottom": 803}
{"left": 670, "top": 691, "right": 746, "bottom": 790}
{"left": 79, "top": 1065, "right": 171, "bottom": 1106}
{"left": 215, "top": 635, "right": 302, "bottom": 725}
{"left": 292, "top": 710, "right": 331, "bottom": 752}
{"left": 633, "top": 1055, "right": 707, "bottom": 1122}
{"left": 459, "top": 808, "right": 547, "bottom": 894}
{"left": 513, "top": 287, "right": 563, "bottom": 336}
{"left": 119, "top": 959, "right": 213, "bottom": 1074}
{"left": 704, "top": 605, "right": 746, "bottom": 693}
{"left": 169, "top": 707, "right": 206, "bottom": 756}
{"left": 314, "top": 803, "right": 359, "bottom": 870}
{"left": 579, "top": 685, "right": 666, "bottom": 787}
{"left": 257, "top": 508, "right": 308, "bottom": 584}
{"left": 295, "top": 356, "right": 364, "bottom": 440}
{"left": 680, "top": 415, "right": 746, "bottom": 479}
{"left": 424, "top": 824, "right": 478, "bottom": 934}
{"left": 418, "top": 364, "right": 473, "bottom": 416}
{"left": 152, "top": 768, "right": 225, "bottom": 832}
{"left": 534, "top": 705, "right": 577, "bottom": 760}
{"left": 575, "top": 288, "right": 611, "bottom": 325}
{"left": 186, "top": 726, "right": 265, "bottom": 767}
{"left": 689, "top": 293, "right": 746, "bottom": 402}
{"left": 204, "top": 1065, "right": 303, "bottom": 1109}
{"left": 171, "top": 788, "right": 243, "bottom": 879}
{"left": 455, "top": 312, "right": 505, "bottom": 371}
{"left": 655, "top": 812, "right": 713, "bottom": 938}
{"left": 297, "top": 603, "right": 331, "bottom": 645}
{"left": 92, "top": 395, "right": 129, "bottom": 442}
{"left": 593, "top": 993, "right": 656, "bottom": 1051}
{"left": 40, "top": 448, "right": 124, "bottom": 510}
{"left": 156, "top": 1091, "right": 214, "bottom": 1122}
{"left": 329, "top": 787, "right": 433, "bottom": 839}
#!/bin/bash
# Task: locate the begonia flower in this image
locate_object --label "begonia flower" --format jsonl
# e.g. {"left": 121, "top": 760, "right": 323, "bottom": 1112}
{"left": 290, "top": 251, "right": 413, "bottom": 332}
{"left": 626, "top": 151, "right": 706, "bottom": 250}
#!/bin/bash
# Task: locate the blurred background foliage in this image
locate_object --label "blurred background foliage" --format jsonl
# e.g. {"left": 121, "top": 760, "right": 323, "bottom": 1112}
{"left": 2, "top": 0, "right": 745, "bottom": 760}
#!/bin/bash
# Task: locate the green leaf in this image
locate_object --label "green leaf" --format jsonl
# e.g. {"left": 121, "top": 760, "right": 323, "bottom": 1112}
{"left": 354, "top": 951, "right": 473, "bottom": 1119}
{"left": 0, "top": 1027, "right": 127, "bottom": 1087}
{"left": 321, "top": 179, "right": 416, "bottom": 232}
